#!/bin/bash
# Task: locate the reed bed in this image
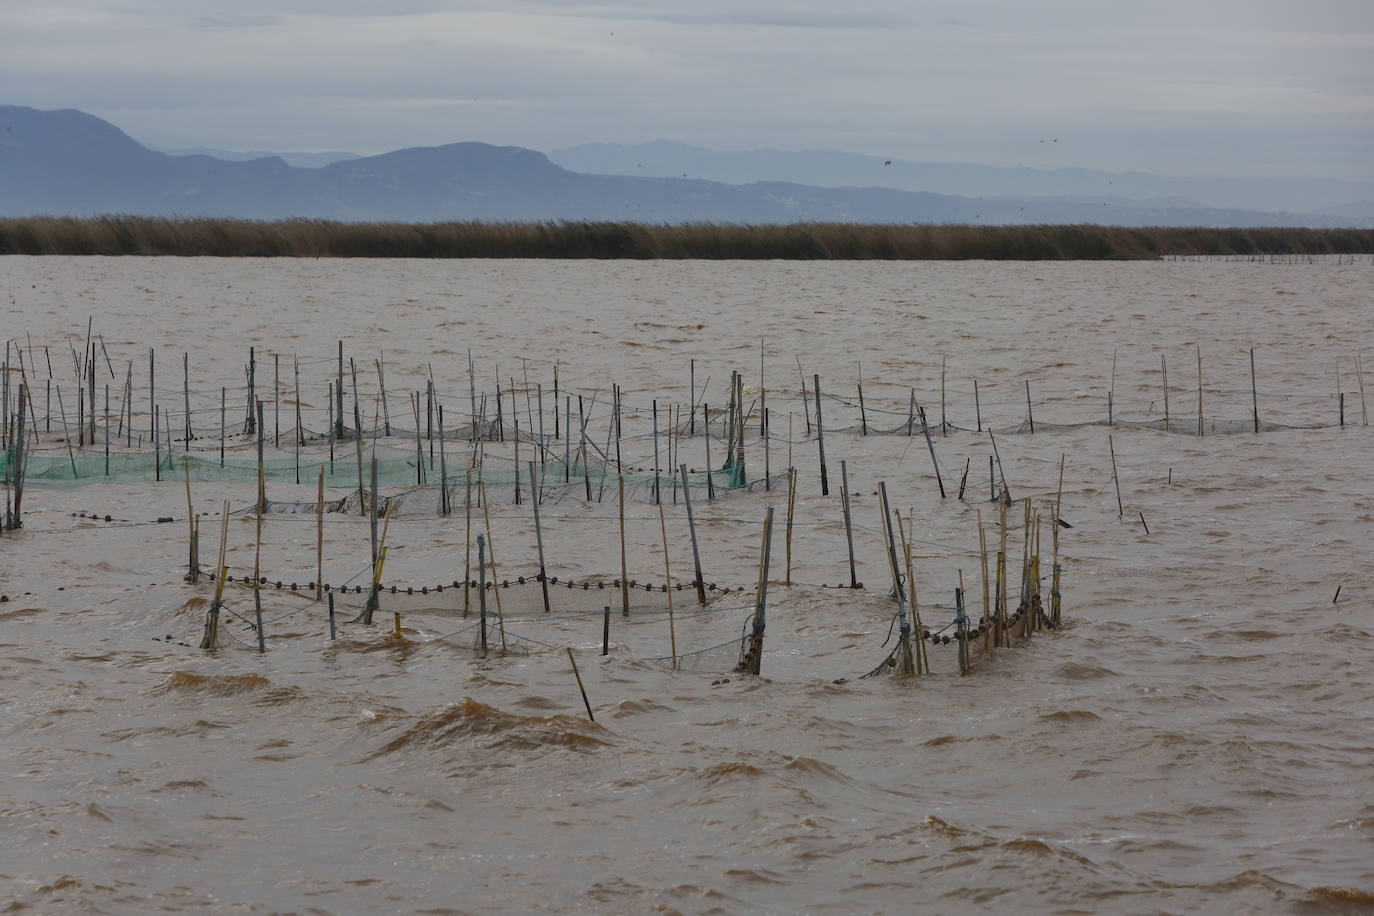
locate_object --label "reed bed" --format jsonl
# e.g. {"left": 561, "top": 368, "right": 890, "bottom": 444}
{"left": 2, "top": 217, "right": 1372, "bottom": 259}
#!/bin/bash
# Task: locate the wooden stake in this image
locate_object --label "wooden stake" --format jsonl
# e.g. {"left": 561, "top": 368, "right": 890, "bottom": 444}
{"left": 1250, "top": 347, "right": 1260, "bottom": 433}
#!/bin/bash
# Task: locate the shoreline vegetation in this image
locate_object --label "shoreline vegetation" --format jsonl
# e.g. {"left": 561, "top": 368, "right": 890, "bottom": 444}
{"left": 2, "top": 216, "right": 1372, "bottom": 260}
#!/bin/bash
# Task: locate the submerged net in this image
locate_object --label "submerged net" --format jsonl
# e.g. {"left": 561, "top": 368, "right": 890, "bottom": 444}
{"left": 5, "top": 440, "right": 786, "bottom": 501}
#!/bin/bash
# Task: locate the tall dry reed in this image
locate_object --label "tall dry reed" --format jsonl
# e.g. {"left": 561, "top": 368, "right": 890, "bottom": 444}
{"left": 1, "top": 216, "right": 1370, "bottom": 259}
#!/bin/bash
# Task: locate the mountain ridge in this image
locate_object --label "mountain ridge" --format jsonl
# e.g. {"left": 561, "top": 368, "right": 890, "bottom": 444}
{"left": 2, "top": 106, "right": 1368, "bottom": 227}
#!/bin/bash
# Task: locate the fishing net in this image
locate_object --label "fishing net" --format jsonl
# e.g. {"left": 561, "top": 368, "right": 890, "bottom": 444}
{"left": 644, "top": 634, "right": 749, "bottom": 673}
{"left": 213, "top": 570, "right": 742, "bottom": 619}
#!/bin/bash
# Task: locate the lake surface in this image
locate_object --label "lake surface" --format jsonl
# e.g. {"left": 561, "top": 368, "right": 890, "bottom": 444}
{"left": 2, "top": 257, "right": 1371, "bottom": 914}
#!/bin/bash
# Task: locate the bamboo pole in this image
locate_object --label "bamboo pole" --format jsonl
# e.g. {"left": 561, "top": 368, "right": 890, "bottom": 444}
{"left": 478, "top": 477, "right": 506, "bottom": 652}
{"left": 679, "top": 464, "right": 707, "bottom": 605}
{"left": 1357, "top": 354, "right": 1369, "bottom": 426}
{"left": 785, "top": 466, "right": 797, "bottom": 586}
{"left": 658, "top": 501, "right": 677, "bottom": 666}
{"left": 813, "top": 373, "right": 828, "bottom": 495}
{"left": 463, "top": 468, "right": 473, "bottom": 615}
{"left": 183, "top": 456, "right": 197, "bottom": 583}
{"left": 1109, "top": 434, "right": 1123, "bottom": 517}
{"left": 200, "top": 500, "right": 231, "bottom": 650}
{"left": 293, "top": 356, "right": 302, "bottom": 484}
{"left": 876, "top": 483, "right": 914, "bottom": 676}
{"left": 183, "top": 352, "right": 192, "bottom": 445}
{"left": 918, "top": 406, "right": 945, "bottom": 498}
{"left": 896, "top": 510, "right": 926, "bottom": 674}
{"left": 376, "top": 356, "right": 391, "bottom": 436}
{"left": 977, "top": 509, "right": 991, "bottom": 653}
{"left": 857, "top": 362, "right": 868, "bottom": 435}
{"left": 739, "top": 505, "right": 775, "bottom": 676}
{"left": 1196, "top": 345, "right": 1204, "bottom": 437}
{"left": 529, "top": 461, "right": 552, "bottom": 614}
{"left": 1250, "top": 347, "right": 1260, "bottom": 433}
{"left": 477, "top": 533, "right": 488, "bottom": 656}
{"left": 618, "top": 474, "right": 630, "bottom": 617}
{"left": 840, "top": 459, "right": 858, "bottom": 588}
{"left": 997, "top": 498, "right": 1008, "bottom": 646}
{"left": 689, "top": 358, "right": 695, "bottom": 435}
{"left": 1161, "top": 354, "right": 1170, "bottom": 432}
{"left": 567, "top": 648, "right": 594, "bottom": 721}
{"left": 940, "top": 357, "right": 947, "bottom": 436}
{"left": 254, "top": 463, "right": 266, "bottom": 652}
{"left": 315, "top": 465, "right": 325, "bottom": 600}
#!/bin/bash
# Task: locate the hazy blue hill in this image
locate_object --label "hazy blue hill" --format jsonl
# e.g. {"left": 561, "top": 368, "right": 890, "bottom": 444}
{"left": 1, "top": 106, "right": 1367, "bottom": 227}
{"left": 154, "top": 145, "right": 361, "bottom": 168}
{"left": 549, "top": 140, "right": 1374, "bottom": 215}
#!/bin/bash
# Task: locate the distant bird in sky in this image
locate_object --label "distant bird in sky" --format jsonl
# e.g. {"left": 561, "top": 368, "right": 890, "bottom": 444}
{"left": 884, "top": 160, "right": 892, "bottom": 166}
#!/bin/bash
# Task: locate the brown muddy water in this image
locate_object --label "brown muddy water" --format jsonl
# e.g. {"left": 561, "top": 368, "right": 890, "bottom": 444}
{"left": 1, "top": 257, "right": 1372, "bottom": 914}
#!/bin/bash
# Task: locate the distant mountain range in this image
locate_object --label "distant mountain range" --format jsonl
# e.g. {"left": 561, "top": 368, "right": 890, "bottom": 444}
{"left": 549, "top": 140, "right": 1374, "bottom": 217}
{"left": 1, "top": 106, "right": 1369, "bottom": 227}
{"left": 152, "top": 145, "right": 362, "bottom": 170}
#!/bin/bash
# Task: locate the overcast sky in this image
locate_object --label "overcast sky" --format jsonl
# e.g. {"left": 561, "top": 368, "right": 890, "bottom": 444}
{"left": 5, "top": 0, "right": 1372, "bottom": 179}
